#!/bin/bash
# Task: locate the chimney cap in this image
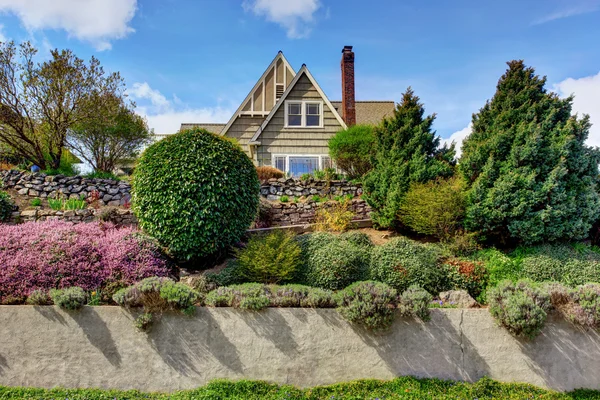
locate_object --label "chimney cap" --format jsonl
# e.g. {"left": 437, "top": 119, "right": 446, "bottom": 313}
{"left": 342, "top": 45, "right": 353, "bottom": 53}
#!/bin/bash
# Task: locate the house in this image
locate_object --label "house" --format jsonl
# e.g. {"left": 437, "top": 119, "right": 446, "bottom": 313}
{"left": 180, "top": 46, "right": 395, "bottom": 176}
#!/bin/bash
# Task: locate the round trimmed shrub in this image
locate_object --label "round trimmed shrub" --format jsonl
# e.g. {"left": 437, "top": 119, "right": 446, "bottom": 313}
{"left": 335, "top": 281, "right": 398, "bottom": 330}
{"left": 303, "top": 239, "right": 370, "bottom": 290}
{"left": 132, "top": 129, "right": 260, "bottom": 260}
{"left": 370, "top": 237, "right": 449, "bottom": 294}
{"left": 398, "top": 285, "right": 433, "bottom": 321}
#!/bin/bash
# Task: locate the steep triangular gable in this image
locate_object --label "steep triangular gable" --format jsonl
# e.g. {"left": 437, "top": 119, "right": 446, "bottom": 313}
{"left": 221, "top": 52, "right": 295, "bottom": 136}
{"left": 250, "top": 65, "right": 347, "bottom": 142}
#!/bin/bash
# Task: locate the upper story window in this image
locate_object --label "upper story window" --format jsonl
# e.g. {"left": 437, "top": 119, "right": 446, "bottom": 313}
{"left": 285, "top": 100, "right": 323, "bottom": 128}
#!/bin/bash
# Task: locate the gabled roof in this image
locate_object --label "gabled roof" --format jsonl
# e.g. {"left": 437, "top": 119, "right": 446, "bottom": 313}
{"left": 180, "top": 123, "right": 226, "bottom": 134}
{"left": 220, "top": 51, "right": 296, "bottom": 137}
{"left": 250, "top": 65, "right": 347, "bottom": 143}
{"left": 330, "top": 101, "right": 395, "bottom": 125}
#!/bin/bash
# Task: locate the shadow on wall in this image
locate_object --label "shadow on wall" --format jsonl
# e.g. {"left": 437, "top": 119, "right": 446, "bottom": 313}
{"left": 354, "top": 310, "right": 491, "bottom": 382}
{"left": 147, "top": 309, "right": 245, "bottom": 377}
{"left": 519, "top": 315, "right": 600, "bottom": 391}
{"left": 0, "top": 353, "right": 7, "bottom": 375}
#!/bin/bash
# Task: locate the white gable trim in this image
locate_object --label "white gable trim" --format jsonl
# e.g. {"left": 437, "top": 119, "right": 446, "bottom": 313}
{"left": 250, "top": 65, "right": 347, "bottom": 142}
{"left": 220, "top": 52, "right": 296, "bottom": 136}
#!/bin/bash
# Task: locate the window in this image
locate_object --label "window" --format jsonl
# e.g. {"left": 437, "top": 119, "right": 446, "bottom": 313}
{"left": 321, "top": 155, "right": 332, "bottom": 170}
{"left": 287, "top": 102, "right": 302, "bottom": 126}
{"left": 274, "top": 156, "right": 286, "bottom": 172}
{"left": 285, "top": 100, "right": 323, "bottom": 128}
{"left": 289, "top": 156, "right": 319, "bottom": 176}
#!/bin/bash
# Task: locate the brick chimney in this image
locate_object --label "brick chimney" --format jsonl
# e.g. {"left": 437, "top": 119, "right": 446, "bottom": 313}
{"left": 341, "top": 45, "right": 356, "bottom": 126}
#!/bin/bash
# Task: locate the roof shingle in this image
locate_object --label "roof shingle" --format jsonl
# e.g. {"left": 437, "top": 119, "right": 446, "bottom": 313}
{"left": 179, "top": 123, "right": 226, "bottom": 135}
{"left": 330, "top": 101, "right": 395, "bottom": 125}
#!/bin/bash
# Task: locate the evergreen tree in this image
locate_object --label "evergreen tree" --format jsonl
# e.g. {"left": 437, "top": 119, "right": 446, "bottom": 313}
{"left": 459, "top": 60, "right": 600, "bottom": 244}
{"left": 363, "top": 88, "right": 455, "bottom": 229}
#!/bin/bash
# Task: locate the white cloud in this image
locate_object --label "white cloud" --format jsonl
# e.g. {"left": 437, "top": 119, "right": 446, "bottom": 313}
{"left": 554, "top": 71, "right": 600, "bottom": 147}
{"left": 129, "top": 82, "right": 233, "bottom": 134}
{"left": 442, "top": 123, "right": 472, "bottom": 160}
{"left": 533, "top": 0, "right": 600, "bottom": 24}
{"left": 243, "top": 0, "right": 321, "bottom": 38}
{"left": 0, "top": 24, "right": 6, "bottom": 42}
{"left": 0, "top": 0, "right": 137, "bottom": 50}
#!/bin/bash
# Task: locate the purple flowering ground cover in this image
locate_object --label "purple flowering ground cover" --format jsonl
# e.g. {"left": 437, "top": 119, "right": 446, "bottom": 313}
{"left": 0, "top": 221, "right": 174, "bottom": 303}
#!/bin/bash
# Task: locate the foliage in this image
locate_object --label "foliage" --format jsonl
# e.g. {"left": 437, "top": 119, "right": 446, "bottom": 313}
{"left": 67, "top": 93, "right": 152, "bottom": 173}
{"left": 312, "top": 167, "right": 342, "bottom": 181}
{"left": 519, "top": 244, "right": 600, "bottom": 287}
{"left": 314, "top": 199, "right": 355, "bottom": 232}
{"left": 0, "top": 190, "right": 13, "bottom": 221}
{"left": 567, "top": 284, "right": 600, "bottom": 328}
{"left": 300, "top": 235, "right": 370, "bottom": 290}
{"left": 256, "top": 166, "right": 284, "bottom": 181}
{"left": 26, "top": 290, "right": 52, "bottom": 306}
{"left": 42, "top": 150, "right": 81, "bottom": 176}
{"left": 205, "top": 283, "right": 271, "bottom": 310}
{"left": 1, "top": 376, "right": 594, "bottom": 399}
{"left": 269, "top": 284, "right": 336, "bottom": 308}
{"left": 48, "top": 195, "right": 87, "bottom": 211}
{"left": 84, "top": 171, "right": 121, "bottom": 180}
{"left": 235, "top": 230, "right": 301, "bottom": 284}
{"left": 0, "top": 41, "right": 124, "bottom": 170}
{"left": 132, "top": 128, "right": 260, "bottom": 260}
{"left": 339, "top": 231, "right": 374, "bottom": 248}
{"left": 205, "top": 260, "right": 245, "bottom": 287}
{"left": 399, "top": 176, "right": 467, "bottom": 240}
{"left": 29, "top": 198, "right": 42, "bottom": 207}
{"left": 487, "top": 280, "right": 551, "bottom": 339}
{"left": 369, "top": 237, "right": 449, "bottom": 294}
{"left": 328, "top": 124, "right": 375, "bottom": 179}
{"left": 398, "top": 285, "right": 433, "bottom": 321}
{"left": 459, "top": 60, "right": 600, "bottom": 245}
{"left": 134, "top": 313, "right": 154, "bottom": 331}
{"left": 335, "top": 281, "right": 398, "bottom": 330}
{"left": 0, "top": 221, "right": 173, "bottom": 304}
{"left": 49, "top": 287, "right": 87, "bottom": 311}
{"left": 444, "top": 230, "right": 481, "bottom": 256}
{"left": 280, "top": 195, "right": 289, "bottom": 202}
{"left": 443, "top": 258, "right": 489, "bottom": 301}
{"left": 362, "top": 88, "right": 455, "bottom": 229}
{"left": 470, "top": 248, "right": 523, "bottom": 288}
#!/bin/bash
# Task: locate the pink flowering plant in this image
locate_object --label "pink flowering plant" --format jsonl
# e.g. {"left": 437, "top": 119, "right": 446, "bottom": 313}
{"left": 0, "top": 221, "right": 174, "bottom": 304}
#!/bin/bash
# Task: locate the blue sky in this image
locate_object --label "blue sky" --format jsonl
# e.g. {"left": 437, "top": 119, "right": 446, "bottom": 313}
{"left": 0, "top": 0, "right": 599, "bottom": 151}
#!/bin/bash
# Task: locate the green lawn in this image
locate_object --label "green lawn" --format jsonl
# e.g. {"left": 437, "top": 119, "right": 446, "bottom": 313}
{"left": 1, "top": 377, "right": 599, "bottom": 400}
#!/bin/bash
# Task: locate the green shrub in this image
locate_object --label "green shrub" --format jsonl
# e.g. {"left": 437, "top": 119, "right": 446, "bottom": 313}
{"left": 470, "top": 248, "right": 522, "bottom": 288}
{"left": 205, "top": 283, "right": 270, "bottom": 310}
{"left": 335, "top": 281, "right": 398, "bottom": 330}
{"left": 443, "top": 258, "right": 488, "bottom": 301}
{"left": 269, "top": 284, "right": 336, "bottom": 308}
{"left": 279, "top": 195, "right": 289, "bottom": 203}
{"left": 49, "top": 287, "right": 87, "bottom": 311}
{"left": 26, "top": 290, "right": 51, "bottom": 305}
{"left": 85, "top": 171, "right": 120, "bottom": 180}
{"left": 302, "top": 239, "right": 369, "bottom": 290}
{"left": 114, "top": 277, "right": 200, "bottom": 312}
{"left": 132, "top": 129, "right": 259, "bottom": 260}
{"left": 29, "top": 198, "right": 42, "bottom": 207}
{"left": 398, "top": 285, "right": 432, "bottom": 321}
{"left": 235, "top": 230, "right": 301, "bottom": 284}
{"left": 569, "top": 284, "right": 600, "bottom": 328}
{"left": 369, "top": 237, "right": 449, "bottom": 294}
{"left": 314, "top": 200, "right": 354, "bottom": 232}
{"left": 487, "top": 280, "right": 550, "bottom": 339}
{"left": 520, "top": 244, "right": 600, "bottom": 286}
{"left": 328, "top": 124, "right": 375, "bottom": 179}
{"left": 399, "top": 176, "right": 467, "bottom": 240}
{"left": 0, "top": 190, "right": 14, "bottom": 221}
{"left": 205, "top": 260, "right": 244, "bottom": 287}
{"left": 339, "top": 231, "right": 373, "bottom": 248}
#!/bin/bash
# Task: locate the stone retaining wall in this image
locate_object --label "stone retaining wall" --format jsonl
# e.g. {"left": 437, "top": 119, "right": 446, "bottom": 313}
{"left": 261, "top": 198, "right": 371, "bottom": 227}
{"left": 1, "top": 170, "right": 131, "bottom": 207}
{"left": 261, "top": 178, "right": 362, "bottom": 201}
{"left": 8, "top": 207, "right": 136, "bottom": 225}
{"left": 0, "top": 307, "right": 597, "bottom": 392}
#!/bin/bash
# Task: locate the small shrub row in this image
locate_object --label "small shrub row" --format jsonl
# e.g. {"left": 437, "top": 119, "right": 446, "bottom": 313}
{"left": 488, "top": 280, "right": 600, "bottom": 338}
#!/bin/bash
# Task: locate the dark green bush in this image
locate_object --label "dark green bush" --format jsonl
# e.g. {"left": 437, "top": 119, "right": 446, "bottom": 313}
{"left": 487, "top": 280, "right": 550, "bottom": 339}
{"left": 369, "top": 237, "right": 449, "bottom": 294}
{"left": 205, "top": 260, "right": 244, "bottom": 287}
{"left": 335, "top": 281, "right": 398, "bottom": 330}
{"left": 132, "top": 129, "right": 260, "bottom": 260}
{"left": 339, "top": 231, "right": 373, "bottom": 248}
{"left": 0, "top": 190, "right": 14, "bottom": 222}
{"left": 398, "top": 285, "right": 432, "bottom": 321}
{"left": 49, "top": 287, "right": 87, "bottom": 311}
{"left": 269, "top": 285, "right": 336, "bottom": 308}
{"left": 302, "top": 239, "right": 369, "bottom": 290}
{"left": 328, "top": 124, "right": 375, "bottom": 179}
{"left": 235, "top": 230, "right": 301, "bottom": 284}
{"left": 205, "top": 283, "right": 270, "bottom": 310}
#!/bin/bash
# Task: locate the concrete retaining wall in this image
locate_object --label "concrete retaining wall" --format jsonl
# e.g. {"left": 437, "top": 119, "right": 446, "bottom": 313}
{"left": 0, "top": 307, "right": 598, "bottom": 392}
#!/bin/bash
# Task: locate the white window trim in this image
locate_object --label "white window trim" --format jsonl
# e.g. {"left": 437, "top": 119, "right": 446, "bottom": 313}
{"left": 271, "top": 154, "right": 332, "bottom": 175}
{"left": 284, "top": 100, "right": 324, "bottom": 129}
